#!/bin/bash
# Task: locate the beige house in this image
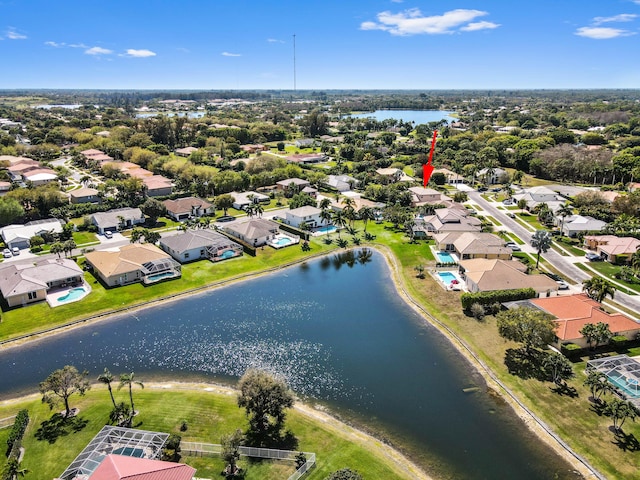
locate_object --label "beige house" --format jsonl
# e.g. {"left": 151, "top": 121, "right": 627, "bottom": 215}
{"left": 408, "top": 186, "right": 452, "bottom": 207}
{"left": 584, "top": 235, "right": 640, "bottom": 264}
{"left": 459, "top": 258, "right": 558, "bottom": 295}
{"left": 159, "top": 229, "right": 243, "bottom": 263}
{"left": 69, "top": 187, "right": 100, "bottom": 204}
{"left": 414, "top": 207, "right": 481, "bottom": 238}
{"left": 222, "top": 218, "right": 280, "bottom": 247}
{"left": 0, "top": 258, "right": 84, "bottom": 307}
{"left": 163, "top": 197, "right": 212, "bottom": 221}
{"left": 85, "top": 243, "right": 181, "bottom": 287}
{"left": 433, "top": 232, "right": 512, "bottom": 260}
{"left": 175, "top": 146, "right": 198, "bottom": 157}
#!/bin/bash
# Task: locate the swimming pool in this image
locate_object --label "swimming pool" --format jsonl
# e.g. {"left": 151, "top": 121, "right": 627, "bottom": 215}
{"left": 317, "top": 225, "right": 336, "bottom": 234}
{"left": 57, "top": 287, "right": 87, "bottom": 303}
{"left": 436, "top": 251, "right": 456, "bottom": 263}
{"left": 438, "top": 272, "right": 457, "bottom": 285}
{"left": 219, "top": 249, "right": 236, "bottom": 259}
{"left": 146, "top": 271, "right": 176, "bottom": 282}
{"left": 608, "top": 374, "right": 640, "bottom": 398}
{"left": 275, "top": 237, "right": 292, "bottom": 246}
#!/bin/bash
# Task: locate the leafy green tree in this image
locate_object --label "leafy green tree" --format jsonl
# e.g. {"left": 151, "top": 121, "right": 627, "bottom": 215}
{"left": 584, "top": 369, "right": 613, "bottom": 402}
{"left": 0, "top": 198, "right": 25, "bottom": 227}
{"left": 579, "top": 322, "right": 613, "bottom": 350}
{"left": 215, "top": 194, "right": 235, "bottom": 216}
{"left": 141, "top": 198, "right": 167, "bottom": 226}
{"left": 496, "top": 307, "right": 556, "bottom": 352}
{"left": 530, "top": 230, "right": 552, "bottom": 269}
{"left": 582, "top": 277, "right": 616, "bottom": 303}
{"left": 237, "top": 369, "right": 294, "bottom": 439}
{"left": 161, "top": 433, "right": 182, "bottom": 462}
{"left": 603, "top": 398, "right": 638, "bottom": 432}
{"left": 542, "top": 352, "right": 574, "bottom": 385}
{"left": 2, "top": 458, "right": 30, "bottom": 480}
{"left": 288, "top": 192, "right": 316, "bottom": 209}
{"left": 50, "top": 242, "right": 64, "bottom": 259}
{"left": 118, "top": 372, "right": 144, "bottom": 417}
{"left": 39, "top": 365, "right": 90, "bottom": 418}
{"left": 97, "top": 368, "right": 117, "bottom": 409}
{"left": 221, "top": 429, "right": 244, "bottom": 477}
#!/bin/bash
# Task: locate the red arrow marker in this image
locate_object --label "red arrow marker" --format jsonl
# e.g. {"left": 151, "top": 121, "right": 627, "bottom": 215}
{"left": 423, "top": 130, "right": 438, "bottom": 187}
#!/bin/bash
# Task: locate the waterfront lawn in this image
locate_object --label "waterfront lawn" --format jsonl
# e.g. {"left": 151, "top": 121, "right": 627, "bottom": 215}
{"left": 0, "top": 238, "right": 337, "bottom": 342}
{"left": 0, "top": 387, "right": 412, "bottom": 480}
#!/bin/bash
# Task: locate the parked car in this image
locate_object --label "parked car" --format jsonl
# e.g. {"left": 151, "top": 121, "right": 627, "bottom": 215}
{"left": 11, "top": 247, "right": 19, "bottom": 256}
{"left": 2, "top": 248, "right": 11, "bottom": 258}
{"left": 104, "top": 231, "right": 113, "bottom": 239}
{"left": 585, "top": 252, "right": 603, "bottom": 262}
{"left": 478, "top": 186, "right": 488, "bottom": 192}
{"left": 556, "top": 281, "right": 570, "bottom": 290}
{"left": 503, "top": 199, "right": 514, "bottom": 205}
{"left": 505, "top": 242, "right": 521, "bottom": 251}
{"left": 507, "top": 212, "right": 516, "bottom": 218}
{"left": 217, "top": 216, "right": 235, "bottom": 222}
{"left": 543, "top": 272, "right": 570, "bottom": 290}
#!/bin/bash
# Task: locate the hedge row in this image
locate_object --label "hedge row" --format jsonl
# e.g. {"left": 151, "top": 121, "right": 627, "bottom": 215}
{"left": 460, "top": 288, "right": 537, "bottom": 310}
{"left": 6, "top": 409, "right": 29, "bottom": 458}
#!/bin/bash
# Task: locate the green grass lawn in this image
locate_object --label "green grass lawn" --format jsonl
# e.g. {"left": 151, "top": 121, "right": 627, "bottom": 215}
{"left": 73, "top": 231, "right": 99, "bottom": 245}
{"left": 0, "top": 387, "right": 413, "bottom": 480}
{"left": 554, "top": 238, "right": 585, "bottom": 256}
{"left": 576, "top": 262, "right": 640, "bottom": 294}
{"left": 515, "top": 212, "right": 546, "bottom": 231}
{"left": 485, "top": 215, "right": 502, "bottom": 226}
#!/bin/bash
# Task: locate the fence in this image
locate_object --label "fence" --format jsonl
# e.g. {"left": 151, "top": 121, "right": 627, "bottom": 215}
{"left": 181, "top": 442, "right": 316, "bottom": 480}
{"left": 0, "top": 415, "right": 16, "bottom": 429}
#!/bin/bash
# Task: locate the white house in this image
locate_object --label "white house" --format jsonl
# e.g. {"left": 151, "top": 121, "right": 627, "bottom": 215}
{"left": 326, "top": 175, "right": 358, "bottom": 192}
{"left": 476, "top": 167, "right": 507, "bottom": 185}
{"left": 561, "top": 215, "right": 607, "bottom": 238}
{"left": 285, "top": 206, "right": 323, "bottom": 229}
{"left": 91, "top": 207, "right": 145, "bottom": 234}
{"left": 230, "top": 191, "right": 270, "bottom": 211}
{"left": 1, "top": 219, "right": 64, "bottom": 250}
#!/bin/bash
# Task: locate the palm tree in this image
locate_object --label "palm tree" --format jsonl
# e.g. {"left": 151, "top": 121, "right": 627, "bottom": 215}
{"left": 556, "top": 203, "right": 573, "bottom": 236}
{"left": 332, "top": 210, "right": 347, "bottom": 239}
{"left": 359, "top": 206, "right": 375, "bottom": 233}
{"left": 582, "top": 277, "right": 616, "bottom": 303}
{"left": 318, "top": 197, "right": 332, "bottom": 211}
{"left": 530, "top": 230, "right": 552, "bottom": 269}
{"left": 254, "top": 202, "right": 264, "bottom": 218}
{"left": 50, "top": 242, "right": 64, "bottom": 259}
{"left": 631, "top": 246, "right": 640, "bottom": 274}
{"left": 119, "top": 372, "right": 144, "bottom": 416}
{"left": 98, "top": 368, "right": 117, "bottom": 409}
{"left": 320, "top": 208, "right": 333, "bottom": 238}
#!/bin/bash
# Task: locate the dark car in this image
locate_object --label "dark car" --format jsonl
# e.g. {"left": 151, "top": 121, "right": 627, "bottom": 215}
{"left": 585, "top": 252, "right": 603, "bottom": 262}
{"left": 217, "top": 215, "right": 236, "bottom": 222}
{"left": 478, "top": 187, "right": 488, "bottom": 192}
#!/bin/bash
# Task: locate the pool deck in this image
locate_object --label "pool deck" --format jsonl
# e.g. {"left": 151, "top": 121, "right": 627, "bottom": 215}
{"left": 432, "top": 269, "right": 466, "bottom": 292}
{"left": 268, "top": 232, "right": 300, "bottom": 249}
{"left": 431, "top": 246, "right": 459, "bottom": 264}
{"left": 46, "top": 281, "right": 92, "bottom": 308}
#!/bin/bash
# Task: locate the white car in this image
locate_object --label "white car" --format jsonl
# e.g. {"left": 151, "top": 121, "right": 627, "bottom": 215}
{"left": 2, "top": 248, "right": 12, "bottom": 258}
{"left": 11, "top": 247, "right": 19, "bottom": 256}
{"left": 104, "top": 231, "right": 113, "bottom": 239}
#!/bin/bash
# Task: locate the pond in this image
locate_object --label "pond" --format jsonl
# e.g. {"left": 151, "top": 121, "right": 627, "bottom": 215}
{"left": 0, "top": 250, "right": 579, "bottom": 479}
{"left": 349, "top": 109, "right": 456, "bottom": 125}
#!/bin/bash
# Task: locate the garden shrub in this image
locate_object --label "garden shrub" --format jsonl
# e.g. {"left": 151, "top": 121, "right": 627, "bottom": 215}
{"left": 460, "top": 288, "right": 537, "bottom": 310}
{"left": 610, "top": 335, "right": 628, "bottom": 348}
{"left": 6, "top": 409, "right": 29, "bottom": 458}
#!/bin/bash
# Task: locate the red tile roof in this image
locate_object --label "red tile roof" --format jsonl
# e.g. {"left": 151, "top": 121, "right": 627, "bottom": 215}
{"left": 91, "top": 455, "right": 196, "bottom": 480}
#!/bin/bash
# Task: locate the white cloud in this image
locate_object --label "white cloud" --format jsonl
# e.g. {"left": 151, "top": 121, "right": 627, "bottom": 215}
{"left": 460, "top": 21, "right": 500, "bottom": 32}
{"left": 46, "top": 41, "right": 87, "bottom": 49}
{"left": 360, "top": 8, "right": 496, "bottom": 36}
{"left": 222, "top": 51, "right": 242, "bottom": 57}
{"left": 45, "top": 41, "right": 63, "bottom": 47}
{"left": 6, "top": 29, "right": 27, "bottom": 40}
{"left": 267, "top": 38, "right": 284, "bottom": 43}
{"left": 593, "top": 14, "right": 637, "bottom": 25}
{"left": 85, "top": 46, "right": 113, "bottom": 55}
{"left": 575, "top": 27, "right": 636, "bottom": 39}
{"left": 124, "top": 49, "right": 156, "bottom": 57}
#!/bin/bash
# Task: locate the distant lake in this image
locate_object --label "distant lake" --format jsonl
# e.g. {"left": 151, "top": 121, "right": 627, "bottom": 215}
{"left": 0, "top": 251, "right": 578, "bottom": 479}
{"left": 349, "top": 109, "right": 456, "bottom": 125}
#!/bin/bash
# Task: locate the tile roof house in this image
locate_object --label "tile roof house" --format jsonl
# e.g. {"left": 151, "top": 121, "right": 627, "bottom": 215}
{"left": 408, "top": 187, "right": 452, "bottom": 207}
{"left": 476, "top": 167, "right": 507, "bottom": 184}
{"left": 174, "top": 146, "right": 198, "bottom": 157}
{"left": 276, "top": 178, "right": 311, "bottom": 191}
{"left": 0, "top": 258, "right": 83, "bottom": 307}
{"left": 85, "top": 243, "right": 181, "bottom": 287}
{"left": 512, "top": 186, "right": 565, "bottom": 212}
{"left": 90, "top": 454, "right": 196, "bottom": 480}
{"left": 530, "top": 294, "right": 640, "bottom": 349}
{"left": 326, "top": 175, "right": 358, "bottom": 192}
{"left": 0, "top": 218, "right": 64, "bottom": 249}
{"left": 143, "top": 175, "right": 173, "bottom": 197}
{"left": 222, "top": 218, "right": 280, "bottom": 247}
{"left": 459, "top": 258, "right": 558, "bottom": 295}
{"left": 69, "top": 187, "right": 100, "bottom": 204}
{"left": 91, "top": 208, "right": 145, "bottom": 234}
{"left": 285, "top": 206, "right": 323, "bottom": 229}
{"left": 433, "top": 231, "right": 512, "bottom": 260}
{"left": 23, "top": 168, "right": 58, "bottom": 186}
{"left": 584, "top": 235, "right": 640, "bottom": 264}
{"left": 286, "top": 153, "right": 326, "bottom": 164}
{"left": 414, "top": 207, "right": 482, "bottom": 237}
{"left": 434, "top": 167, "right": 465, "bottom": 184}
{"left": 375, "top": 168, "right": 413, "bottom": 182}
{"left": 560, "top": 215, "right": 607, "bottom": 238}
{"left": 159, "top": 229, "right": 243, "bottom": 263}
{"left": 162, "top": 197, "right": 213, "bottom": 221}
{"left": 230, "top": 191, "right": 270, "bottom": 211}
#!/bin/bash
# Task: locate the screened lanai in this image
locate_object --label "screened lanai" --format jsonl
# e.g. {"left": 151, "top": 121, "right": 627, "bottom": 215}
{"left": 58, "top": 425, "right": 169, "bottom": 479}
{"left": 587, "top": 354, "right": 640, "bottom": 407}
{"left": 141, "top": 257, "right": 182, "bottom": 284}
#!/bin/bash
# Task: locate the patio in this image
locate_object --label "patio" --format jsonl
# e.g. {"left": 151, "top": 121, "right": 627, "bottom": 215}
{"left": 46, "top": 281, "right": 92, "bottom": 308}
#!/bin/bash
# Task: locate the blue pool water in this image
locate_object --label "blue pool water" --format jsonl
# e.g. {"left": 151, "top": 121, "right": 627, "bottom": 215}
{"left": 220, "top": 250, "right": 236, "bottom": 259}
{"left": 436, "top": 251, "right": 455, "bottom": 263}
{"left": 146, "top": 271, "right": 175, "bottom": 282}
{"left": 276, "top": 237, "right": 292, "bottom": 246}
{"left": 317, "top": 225, "right": 337, "bottom": 234}
{"left": 56, "top": 287, "right": 86, "bottom": 303}
{"left": 113, "top": 447, "right": 145, "bottom": 457}
{"left": 608, "top": 375, "right": 640, "bottom": 398}
{"left": 438, "top": 272, "right": 458, "bottom": 285}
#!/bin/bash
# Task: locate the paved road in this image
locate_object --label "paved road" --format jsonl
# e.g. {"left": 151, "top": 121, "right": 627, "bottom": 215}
{"left": 467, "top": 190, "right": 640, "bottom": 313}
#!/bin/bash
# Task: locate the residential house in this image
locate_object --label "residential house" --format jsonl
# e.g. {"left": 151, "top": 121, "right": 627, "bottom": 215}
{"left": 159, "top": 229, "right": 243, "bottom": 263}
{"left": 561, "top": 215, "right": 607, "bottom": 238}
{"left": 230, "top": 191, "right": 270, "bottom": 211}
{"left": 285, "top": 206, "right": 323, "bottom": 229}
{"left": 0, "top": 258, "right": 84, "bottom": 307}
{"left": 175, "top": 146, "right": 198, "bottom": 157}
{"left": 0, "top": 181, "right": 10, "bottom": 195}
{"left": 529, "top": 294, "right": 640, "bottom": 349}
{"left": 162, "top": 196, "right": 213, "bottom": 221}
{"left": 408, "top": 186, "right": 452, "bottom": 207}
{"left": 0, "top": 218, "right": 64, "bottom": 250}
{"left": 512, "top": 186, "right": 565, "bottom": 213}
{"left": 459, "top": 258, "right": 558, "bottom": 296}
{"left": 23, "top": 168, "right": 58, "bottom": 186}
{"left": 295, "top": 138, "right": 314, "bottom": 148}
{"left": 375, "top": 168, "right": 413, "bottom": 183}
{"left": 80, "top": 148, "right": 114, "bottom": 164}
{"left": 276, "top": 177, "right": 311, "bottom": 192}
{"left": 91, "top": 207, "right": 145, "bottom": 234}
{"left": 434, "top": 167, "right": 465, "bottom": 184}
{"left": 222, "top": 218, "right": 280, "bottom": 247}
{"left": 433, "top": 231, "right": 512, "bottom": 260}
{"left": 143, "top": 175, "right": 173, "bottom": 197}
{"left": 476, "top": 167, "right": 507, "bottom": 184}
{"left": 85, "top": 243, "right": 181, "bottom": 287}
{"left": 286, "top": 153, "right": 326, "bottom": 164}
{"left": 413, "top": 207, "right": 482, "bottom": 238}
{"left": 584, "top": 235, "right": 640, "bottom": 264}
{"left": 326, "top": 175, "right": 358, "bottom": 192}
{"left": 89, "top": 455, "right": 196, "bottom": 480}
{"left": 69, "top": 187, "right": 100, "bottom": 204}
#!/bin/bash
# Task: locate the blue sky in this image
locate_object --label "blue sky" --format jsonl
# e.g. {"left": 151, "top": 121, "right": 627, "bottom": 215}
{"left": 1, "top": 0, "right": 640, "bottom": 90}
